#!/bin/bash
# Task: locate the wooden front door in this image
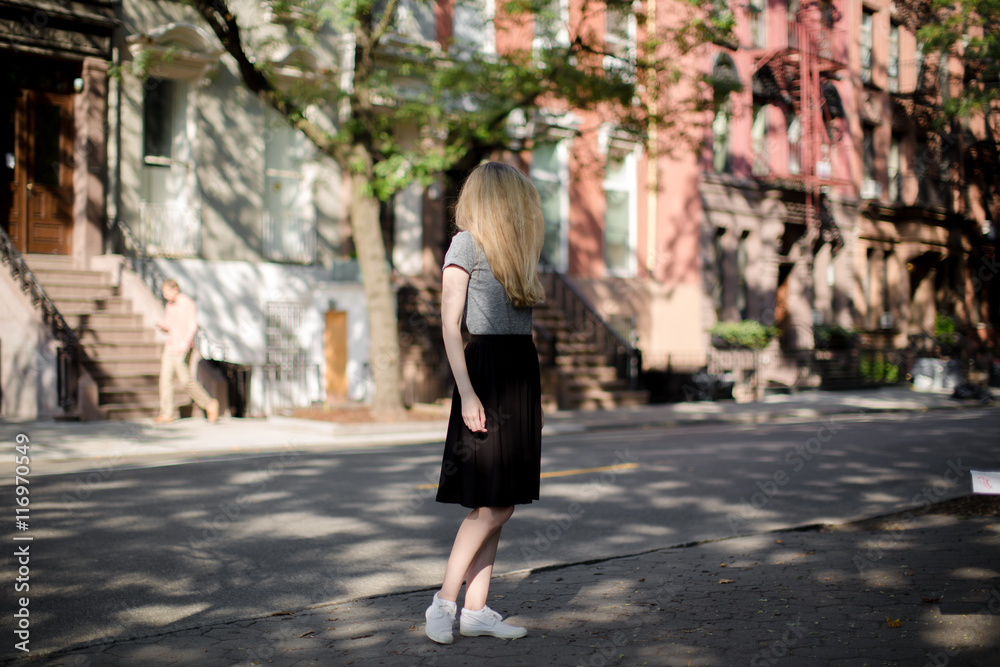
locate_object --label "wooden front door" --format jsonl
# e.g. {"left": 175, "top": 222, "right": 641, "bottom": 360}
{"left": 2, "top": 90, "right": 74, "bottom": 255}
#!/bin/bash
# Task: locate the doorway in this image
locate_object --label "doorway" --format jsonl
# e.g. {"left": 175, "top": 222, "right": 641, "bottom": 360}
{"left": 2, "top": 90, "right": 74, "bottom": 255}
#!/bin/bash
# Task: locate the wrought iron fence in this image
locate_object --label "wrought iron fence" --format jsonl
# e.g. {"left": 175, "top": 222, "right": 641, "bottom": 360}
{"left": 643, "top": 347, "right": 912, "bottom": 402}
{"left": 139, "top": 201, "right": 201, "bottom": 257}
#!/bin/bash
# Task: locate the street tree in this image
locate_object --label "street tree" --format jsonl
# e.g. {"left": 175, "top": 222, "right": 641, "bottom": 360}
{"left": 896, "top": 0, "right": 999, "bottom": 227}
{"left": 188, "top": 0, "right": 723, "bottom": 414}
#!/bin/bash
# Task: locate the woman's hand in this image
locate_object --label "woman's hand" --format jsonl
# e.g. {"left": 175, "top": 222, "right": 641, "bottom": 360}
{"left": 461, "top": 391, "right": 487, "bottom": 432}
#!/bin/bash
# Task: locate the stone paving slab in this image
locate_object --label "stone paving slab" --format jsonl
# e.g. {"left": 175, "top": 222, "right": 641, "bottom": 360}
{"left": 10, "top": 507, "right": 998, "bottom": 667}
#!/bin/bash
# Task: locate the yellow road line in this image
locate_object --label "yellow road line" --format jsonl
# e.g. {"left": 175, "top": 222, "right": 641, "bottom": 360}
{"left": 415, "top": 462, "right": 639, "bottom": 489}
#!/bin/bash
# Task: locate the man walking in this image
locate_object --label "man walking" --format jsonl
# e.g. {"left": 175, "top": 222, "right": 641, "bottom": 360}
{"left": 154, "top": 280, "right": 220, "bottom": 424}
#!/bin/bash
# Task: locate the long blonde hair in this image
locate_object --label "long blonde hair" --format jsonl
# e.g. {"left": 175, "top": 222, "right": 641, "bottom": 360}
{"left": 455, "top": 162, "right": 546, "bottom": 308}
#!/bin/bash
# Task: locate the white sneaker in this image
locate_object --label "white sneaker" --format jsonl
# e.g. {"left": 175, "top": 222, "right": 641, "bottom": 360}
{"left": 424, "top": 592, "right": 457, "bottom": 644}
{"left": 460, "top": 605, "right": 527, "bottom": 639}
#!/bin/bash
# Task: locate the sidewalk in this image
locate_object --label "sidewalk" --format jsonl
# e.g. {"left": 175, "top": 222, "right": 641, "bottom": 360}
{"left": 10, "top": 499, "right": 1000, "bottom": 666}
{"left": 1, "top": 386, "right": 995, "bottom": 472}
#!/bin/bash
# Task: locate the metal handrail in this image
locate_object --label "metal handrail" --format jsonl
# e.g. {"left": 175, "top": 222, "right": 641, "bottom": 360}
{"left": 111, "top": 218, "right": 229, "bottom": 361}
{"left": 537, "top": 252, "right": 641, "bottom": 389}
{"left": 0, "top": 227, "right": 81, "bottom": 348}
{"left": 0, "top": 226, "right": 81, "bottom": 413}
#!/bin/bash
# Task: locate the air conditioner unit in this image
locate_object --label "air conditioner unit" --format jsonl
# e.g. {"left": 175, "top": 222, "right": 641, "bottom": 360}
{"left": 860, "top": 179, "right": 882, "bottom": 200}
{"left": 880, "top": 311, "right": 893, "bottom": 330}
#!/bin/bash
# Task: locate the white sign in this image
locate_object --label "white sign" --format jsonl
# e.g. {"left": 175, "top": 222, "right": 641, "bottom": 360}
{"left": 971, "top": 470, "right": 1000, "bottom": 495}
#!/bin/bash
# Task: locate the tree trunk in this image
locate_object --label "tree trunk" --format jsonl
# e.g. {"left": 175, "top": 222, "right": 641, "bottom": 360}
{"left": 349, "top": 160, "right": 405, "bottom": 414}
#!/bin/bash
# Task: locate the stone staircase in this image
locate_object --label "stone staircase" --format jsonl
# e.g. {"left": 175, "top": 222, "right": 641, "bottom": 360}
{"left": 397, "top": 274, "right": 649, "bottom": 411}
{"left": 24, "top": 254, "right": 185, "bottom": 420}
{"left": 532, "top": 299, "right": 649, "bottom": 410}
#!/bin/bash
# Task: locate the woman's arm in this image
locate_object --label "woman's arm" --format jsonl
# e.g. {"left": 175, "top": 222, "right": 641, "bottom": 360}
{"left": 442, "top": 265, "right": 486, "bottom": 432}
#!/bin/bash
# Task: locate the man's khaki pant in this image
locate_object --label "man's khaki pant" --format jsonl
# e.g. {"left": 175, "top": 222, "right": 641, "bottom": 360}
{"left": 159, "top": 348, "right": 213, "bottom": 418}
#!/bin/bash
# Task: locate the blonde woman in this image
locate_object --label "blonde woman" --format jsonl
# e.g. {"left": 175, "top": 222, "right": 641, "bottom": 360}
{"left": 424, "top": 162, "right": 546, "bottom": 643}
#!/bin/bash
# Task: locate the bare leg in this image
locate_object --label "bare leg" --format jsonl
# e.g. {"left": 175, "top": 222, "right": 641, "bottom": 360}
{"left": 463, "top": 527, "right": 501, "bottom": 610}
{"left": 439, "top": 506, "right": 514, "bottom": 603}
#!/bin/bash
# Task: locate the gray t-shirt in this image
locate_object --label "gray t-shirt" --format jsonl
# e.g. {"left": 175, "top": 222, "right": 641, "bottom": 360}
{"left": 442, "top": 231, "right": 533, "bottom": 335}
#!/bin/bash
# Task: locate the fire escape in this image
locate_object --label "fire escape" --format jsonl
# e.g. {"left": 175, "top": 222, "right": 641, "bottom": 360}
{"left": 750, "top": 0, "right": 850, "bottom": 252}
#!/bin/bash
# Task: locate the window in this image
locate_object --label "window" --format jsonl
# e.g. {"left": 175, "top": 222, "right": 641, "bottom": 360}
{"left": 143, "top": 78, "right": 179, "bottom": 162}
{"left": 264, "top": 113, "right": 315, "bottom": 263}
{"left": 786, "top": 0, "right": 799, "bottom": 48}
{"left": 787, "top": 114, "right": 801, "bottom": 175}
{"left": 939, "top": 50, "right": 950, "bottom": 101}
{"left": 888, "top": 133, "right": 900, "bottom": 202}
{"left": 605, "top": 1, "right": 636, "bottom": 76}
{"left": 140, "top": 76, "right": 198, "bottom": 257}
{"left": 888, "top": 21, "right": 900, "bottom": 92}
{"left": 915, "top": 39, "right": 926, "bottom": 90}
{"left": 710, "top": 53, "right": 739, "bottom": 174}
{"left": 712, "top": 96, "right": 732, "bottom": 173}
{"left": 603, "top": 152, "right": 636, "bottom": 275}
{"left": 453, "top": 0, "right": 495, "bottom": 56}
{"left": 532, "top": 142, "right": 568, "bottom": 269}
{"left": 860, "top": 9, "right": 874, "bottom": 85}
{"left": 534, "top": 0, "right": 569, "bottom": 52}
{"left": 737, "top": 231, "right": 749, "bottom": 319}
{"left": 862, "top": 124, "right": 875, "bottom": 182}
{"left": 713, "top": 228, "right": 726, "bottom": 319}
{"left": 749, "top": 0, "right": 766, "bottom": 49}
{"left": 751, "top": 104, "right": 769, "bottom": 176}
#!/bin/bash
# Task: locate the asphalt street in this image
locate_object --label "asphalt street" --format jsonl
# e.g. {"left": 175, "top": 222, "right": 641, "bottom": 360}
{"left": 1, "top": 409, "right": 998, "bottom": 661}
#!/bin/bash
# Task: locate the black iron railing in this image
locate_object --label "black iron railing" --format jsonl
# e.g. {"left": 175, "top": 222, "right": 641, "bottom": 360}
{"left": 537, "top": 253, "right": 641, "bottom": 389}
{"left": 0, "top": 226, "right": 81, "bottom": 414}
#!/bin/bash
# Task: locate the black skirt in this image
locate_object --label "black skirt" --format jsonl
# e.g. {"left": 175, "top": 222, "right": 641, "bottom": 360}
{"left": 436, "top": 334, "right": 543, "bottom": 509}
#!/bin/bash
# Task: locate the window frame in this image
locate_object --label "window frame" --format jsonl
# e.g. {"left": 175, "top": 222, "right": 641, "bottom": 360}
{"left": 602, "top": 147, "right": 638, "bottom": 277}
{"left": 860, "top": 8, "right": 874, "bottom": 85}
{"left": 531, "top": 139, "right": 571, "bottom": 272}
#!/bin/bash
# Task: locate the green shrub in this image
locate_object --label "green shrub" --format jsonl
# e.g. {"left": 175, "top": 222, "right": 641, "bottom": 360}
{"left": 814, "top": 324, "right": 858, "bottom": 350}
{"left": 860, "top": 356, "right": 900, "bottom": 383}
{"left": 710, "top": 320, "right": 779, "bottom": 350}
{"left": 934, "top": 313, "right": 957, "bottom": 345}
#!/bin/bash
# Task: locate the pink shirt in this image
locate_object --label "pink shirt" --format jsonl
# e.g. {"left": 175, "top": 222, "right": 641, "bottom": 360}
{"left": 163, "top": 293, "right": 199, "bottom": 355}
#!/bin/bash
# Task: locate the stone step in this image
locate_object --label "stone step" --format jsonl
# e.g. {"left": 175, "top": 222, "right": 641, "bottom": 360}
{"left": 78, "top": 327, "right": 156, "bottom": 344}
{"left": 52, "top": 297, "right": 132, "bottom": 314}
{"left": 86, "top": 370, "right": 160, "bottom": 388}
{"left": 557, "top": 366, "right": 618, "bottom": 382}
{"left": 563, "top": 389, "right": 650, "bottom": 411}
{"left": 555, "top": 354, "right": 608, "bottom": 367}
{"left": 29, "top": 268, "right": 109, "bottom": 286}
{"left": 40, "top": 282, "right": 117, "bottom": 299}
{"left": 101, "top": 403, "right": 162, "bottom": 421}
{"left": 82, "top": 342, "right": 162, "bottom": 359}
{"left": 65, "top": 312, "right": 142, "bottom": 329}
{"left": 556, "top": 341, "right": 600, "bottom": 355}
{"left": 87, "top": 358, "right": 162, "bottom": 375}
{"left": 99, "top": 385, "right": 189, "bottom": 406}
{"left": 563, "top": 377, "right": 627, "bottom": 392}
{"left": 22, "top": 254, "right": 77, "bottom": 270}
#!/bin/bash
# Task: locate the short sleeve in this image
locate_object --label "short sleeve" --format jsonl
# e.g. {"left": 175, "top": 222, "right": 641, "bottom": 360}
{"left": 443, "top": 231, "right": 477, "bottom": 273}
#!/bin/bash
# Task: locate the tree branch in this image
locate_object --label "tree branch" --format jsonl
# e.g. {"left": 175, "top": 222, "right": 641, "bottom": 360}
{"left": 190, "top": 0, "right": 348, "bottom": 166}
